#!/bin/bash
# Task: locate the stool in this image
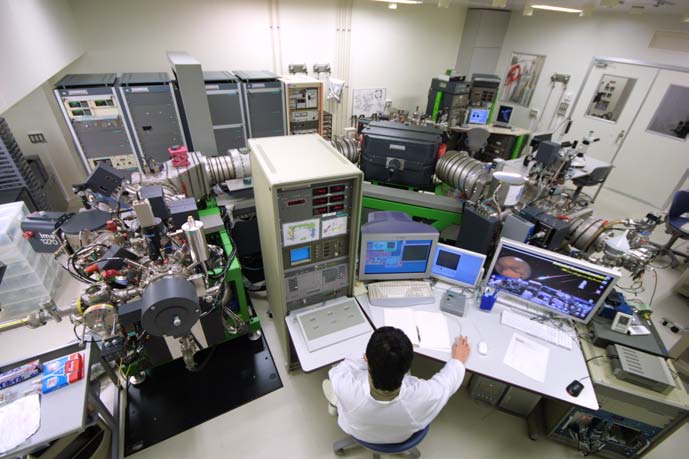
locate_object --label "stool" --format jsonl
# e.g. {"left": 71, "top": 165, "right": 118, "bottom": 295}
{"left": 333, "top": 426, "right": 430, "bottom": 458}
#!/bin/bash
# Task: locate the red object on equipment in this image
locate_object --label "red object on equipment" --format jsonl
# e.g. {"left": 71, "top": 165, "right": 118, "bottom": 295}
{"left": 106, "top": 220, "right": 118, "bottom": 232}
{"left": 84, "top": 264, "right": 100, "bottom": 274}
{"left": 22, "top": 231, "right": 34, "bottom": 239}
{"left": 168, "top": 145, "right": 189, "bottom": 167}
{"left": 103, "top": 269, "right": 120, "bottom": 279}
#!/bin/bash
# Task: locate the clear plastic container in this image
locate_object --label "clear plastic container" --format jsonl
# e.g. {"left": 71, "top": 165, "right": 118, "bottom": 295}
{"left": 0, "top": 202, "right": 66, "bottom": 321}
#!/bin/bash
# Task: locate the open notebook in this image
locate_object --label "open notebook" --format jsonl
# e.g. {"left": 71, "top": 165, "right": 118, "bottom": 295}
{"left": 383, "top": 309, "right": 452, "bottom": 352}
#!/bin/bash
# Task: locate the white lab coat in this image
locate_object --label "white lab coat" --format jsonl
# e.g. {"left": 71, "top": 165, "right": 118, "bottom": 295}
{"left": 328, "top": 357, "right": 466, "bottom": 444}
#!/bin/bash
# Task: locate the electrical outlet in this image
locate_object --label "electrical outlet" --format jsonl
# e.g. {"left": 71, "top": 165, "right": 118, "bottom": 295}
{"left": 28, "top": 132, "right": 46, "bottom": 144}
{"left": 529, "top": 108, "right": 540, "bottom": 119}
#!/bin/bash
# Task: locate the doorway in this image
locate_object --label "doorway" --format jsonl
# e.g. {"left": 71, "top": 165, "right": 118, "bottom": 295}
{"left": 566, "top": 58, "right": 689, "bottom": 210}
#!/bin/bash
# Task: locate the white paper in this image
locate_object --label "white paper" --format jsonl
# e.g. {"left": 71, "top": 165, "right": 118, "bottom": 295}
{"left": 415, "top": 311, "right": 452, "bottom": 351}
{"left": 322, "top": 216, "right": 348, "bottom": 238}
{"left": 383, "top": 309, "right": 451, "bottom": 350}
{"left": 282, "top": 219, "right": 320, "bottom": 247}
{"left": 504, "top": 334, "right": 550, "bottom": 383}
{"left": 383, "top": 309, "right": 420, "bottom": 346}
{"left": 628, "top": 325, "right": 651, "bottom": 336}
{"left": 0, "top": 393, "right": 41, "bottom": 454}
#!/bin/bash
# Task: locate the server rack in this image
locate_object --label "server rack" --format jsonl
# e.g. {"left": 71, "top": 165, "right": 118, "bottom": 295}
{"left": 117, "top": 72, "right": 186, "bottom": 166}
{"left": 233, "top": 70, "right": 287, "bottom": 139}
{"left": 54, "top": 73, "right": 140, "bottom": 173}
{"left": 203, "top": 71, "right": 248, "bottom": 153}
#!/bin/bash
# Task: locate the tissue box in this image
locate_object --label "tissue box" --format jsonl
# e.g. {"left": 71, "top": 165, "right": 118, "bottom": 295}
{"left": 41, "top": 352, "right": 83, "bottom": 394}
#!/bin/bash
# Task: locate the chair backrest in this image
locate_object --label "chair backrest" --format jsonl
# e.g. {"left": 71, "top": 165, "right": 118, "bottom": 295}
{"left": 669, "top": 190, "right": 689, "bottom": 219}
{"left": 464, "top": 128, "right": 490, "bottom": 154}
{"left": 573, "top": 165, "right": 613, "bottom": 187}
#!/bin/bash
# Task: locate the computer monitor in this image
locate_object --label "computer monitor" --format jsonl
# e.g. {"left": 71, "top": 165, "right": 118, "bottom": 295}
{"left": 495, "top": 105, "right": 513, "bottom": 127}
{"left": 468, "top": 108, "right": 489, "bottom": 125}
{"left": 431, "top": 244, "right": 486, "bottom": 288}
{"left": 485, "top": 239, "right": 619, "bottom": 324}
{"left": 359, "top": 211, "right": 439, "bottom": 281}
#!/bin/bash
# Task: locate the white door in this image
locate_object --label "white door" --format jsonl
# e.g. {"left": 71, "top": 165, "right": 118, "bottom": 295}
{"left": 564, "top": 61, "right": 659, "bottom": 163}
{"left": 604, "top": 69, "right": 689, "bottom": 209}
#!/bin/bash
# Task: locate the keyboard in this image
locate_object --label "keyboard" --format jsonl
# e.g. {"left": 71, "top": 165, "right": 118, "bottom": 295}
{"left": 367, "top": 281, "right": 435, "bottom": 307}
{"left": 501, "top": 310, "right": 573, "bottom": 350}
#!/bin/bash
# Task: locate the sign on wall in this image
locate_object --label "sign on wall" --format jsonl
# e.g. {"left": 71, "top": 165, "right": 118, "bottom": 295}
{"left": 352, "top": 88, "right": 386, "bottom": 117}
{"left": 501, "top": 52, "right": 546, "bottom": 107}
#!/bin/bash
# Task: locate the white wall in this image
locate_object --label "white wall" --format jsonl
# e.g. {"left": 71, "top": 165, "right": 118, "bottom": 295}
{"left": 350, "top": 0, "right": 465, "bottom": 113}
{"left": 0, "top": 0, "right": 83, "bottom": 114}
{"left": 64, "top": 0, "right": 463, "bottom": 114}
{"left": 1, "top": 84, "right": 81, "bottom": 207}
{"left": 495, "top": 10, "right": 689, "bottom": 131}
{"left": 1, "top": 0, "right": 465, "bottom": 197}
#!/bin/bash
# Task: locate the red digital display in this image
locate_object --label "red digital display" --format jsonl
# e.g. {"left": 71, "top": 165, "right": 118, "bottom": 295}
{"left": 329, "top": 195, "right": 345, "bottom": 203}
{"left": 312, "top": 187, "right": 328, "bottom": 196}
{"left": 287, "top": 199, "right": 306, "bottom": 206}
{"left": 312, "top": 197, "right": 328, "bottom": 206}
{"left": 329, "top": 204, "right": 344, "bottom": 212}
{"left": 313, "top": 207, "right": 328, "bottom": 215}
{"left": 330, "top": 185, "right": 346, "bottom": 193}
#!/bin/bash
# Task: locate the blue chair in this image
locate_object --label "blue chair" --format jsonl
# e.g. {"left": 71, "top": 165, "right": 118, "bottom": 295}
{"left": 333, "top": 426, "right": 430, "bottom": 459}
{"left": 661, "top": 190, "right": 689, "bottom": 267}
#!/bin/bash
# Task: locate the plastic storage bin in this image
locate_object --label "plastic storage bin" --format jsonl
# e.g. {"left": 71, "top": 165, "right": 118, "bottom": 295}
{"left": 0, "top": 202, "right": 66, "bottom": 321}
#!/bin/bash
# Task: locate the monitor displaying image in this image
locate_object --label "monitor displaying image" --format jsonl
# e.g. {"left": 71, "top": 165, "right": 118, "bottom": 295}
{"left": 363, "top": 239, "right": 434, "bottom": 275}
{"left": 468, "top": 108, "right": 489, "bottom": 125}
{"left": 485, "top": 239, "right": 619, "bottom": 323}
{"left": 496, "top": 105, "right": 513, "bottom": 125}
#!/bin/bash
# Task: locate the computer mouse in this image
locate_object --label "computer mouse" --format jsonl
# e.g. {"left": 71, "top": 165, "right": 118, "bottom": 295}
{"left": 566, "top": 380, "right": 584, "bottom": 397}
{"left": 478, "top": 341, "right": 488, "bottom": 356}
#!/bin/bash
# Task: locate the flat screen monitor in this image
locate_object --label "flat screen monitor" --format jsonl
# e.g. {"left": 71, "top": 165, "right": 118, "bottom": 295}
{"left": 485, "top": 239, "right": 619, "bottom": 324}
{"left": 496, "top": 105, "right": 513, "bottom": 126}
{"left": 468, "top": 108, "right": 489, "bottom": 125}
{"left": 360, "top": 237, "right": 437, "bottom": 281}
{"left": 431, "top": 244, "right": 486, "bottom": 288}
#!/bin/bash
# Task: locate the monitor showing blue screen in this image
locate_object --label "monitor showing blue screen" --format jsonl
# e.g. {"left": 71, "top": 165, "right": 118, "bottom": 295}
{"left": 290, "top": 246, "right": 311, "bottom": 264}
{"left": 431, "top": 244, "right": 486, "bottom": 288}
{"left": 364, "top": 239, "right": 433, "bottom": 275}
{"left": 468, "top": 108, "right": 489, "bottom": 125}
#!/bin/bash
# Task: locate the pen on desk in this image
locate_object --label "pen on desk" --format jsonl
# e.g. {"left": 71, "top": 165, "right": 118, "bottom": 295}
{"left": 416, "top": 325, "right": 421, "bottom": 344}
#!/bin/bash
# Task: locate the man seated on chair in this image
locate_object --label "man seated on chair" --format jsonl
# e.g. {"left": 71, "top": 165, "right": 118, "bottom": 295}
{"left": 328, "top": 327, "right": 470, "bottom": 444}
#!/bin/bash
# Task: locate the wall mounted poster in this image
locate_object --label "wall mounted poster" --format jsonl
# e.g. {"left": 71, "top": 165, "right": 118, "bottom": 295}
{"left": 502, "top": 52, "right": 546, "bottom": 107}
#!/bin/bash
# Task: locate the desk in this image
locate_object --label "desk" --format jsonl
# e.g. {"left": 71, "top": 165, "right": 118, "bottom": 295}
{"left": 286, "top": 300, "right": 373, "bottom": 372}
{"left": 503, "top": 155, "right": 612, "bottom": 181}
{"left": 0, "top": 341, "right": 124, "bottom": 459}
{"left": 356, "top": 287, "right": 599, "bottom": 411}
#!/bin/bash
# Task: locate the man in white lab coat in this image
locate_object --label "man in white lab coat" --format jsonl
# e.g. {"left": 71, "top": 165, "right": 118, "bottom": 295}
{"left": 328, "top": 327, "right": 470, "bottom": 444}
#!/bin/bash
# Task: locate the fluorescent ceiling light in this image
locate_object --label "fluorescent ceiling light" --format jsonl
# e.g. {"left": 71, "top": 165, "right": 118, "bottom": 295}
{"left": 531, "top": 4, "right": 583, "bottom": 13}
{"left": 371, "top": 0, "right": 423, "bottom": 4}
{"left": 389, "top": 3, "right": 398, "bottom": 9}
{"left": 492, "top": 0, "right": 508, "bottom": 7}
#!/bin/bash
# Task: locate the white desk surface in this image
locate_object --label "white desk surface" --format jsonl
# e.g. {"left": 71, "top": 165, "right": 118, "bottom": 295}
{"left": 286, "top": 303, "right": 373, "bottom": 373}
{"left": 452, "top": 125, "right": 531, "bottom": 137}
{"left": 0, "top": 342, "right": 92, "bottom": 458}
{"left": 503, "top": 155, "right": 612, "bottom": 181}
{"left": 356, "top": 287, "right": 599, "bottom": 411}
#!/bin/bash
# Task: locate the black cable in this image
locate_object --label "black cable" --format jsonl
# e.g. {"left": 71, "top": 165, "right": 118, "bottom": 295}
{"left": 73, "top": 323, "right": 102, "bottom": 343}
{"left": 188, "top": 333, "right": 216, "bottom": 372}
{"left": 585, "top": 355, "right": 609, "bottom": 363}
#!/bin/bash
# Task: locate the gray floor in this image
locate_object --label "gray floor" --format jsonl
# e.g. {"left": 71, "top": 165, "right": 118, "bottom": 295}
{"left": 1, "top": 186, "right": 688, "bottom": 458}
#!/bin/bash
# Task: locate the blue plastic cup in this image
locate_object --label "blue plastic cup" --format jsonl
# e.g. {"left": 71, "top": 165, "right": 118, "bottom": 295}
{"left": 479, "top": 292, "right": 498, "bottom": 312}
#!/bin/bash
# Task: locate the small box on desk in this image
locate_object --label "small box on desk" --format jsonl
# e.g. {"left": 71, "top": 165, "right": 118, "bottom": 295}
{"left": 41, "top": 352, "right": 83, "bottom": 394}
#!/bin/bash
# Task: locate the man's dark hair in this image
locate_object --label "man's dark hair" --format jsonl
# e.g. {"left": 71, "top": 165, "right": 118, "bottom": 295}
{"left": 366, "top": 326, "right": 413, "bottom": 391}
